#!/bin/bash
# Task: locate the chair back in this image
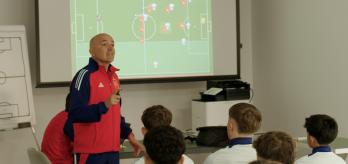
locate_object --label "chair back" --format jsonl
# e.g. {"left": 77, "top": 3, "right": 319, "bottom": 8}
{"left": 27, "top": 147, "right": 51, "bottom": 164}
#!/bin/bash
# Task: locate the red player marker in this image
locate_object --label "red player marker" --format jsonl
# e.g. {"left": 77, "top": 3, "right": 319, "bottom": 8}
{"left": 179, "top": 23, "right": 185, "bottom": 30}
{"left": 147, "top": 5, "right": 153, "bottom": 13}
{"left": 140, "top": 36, "right": 145, "bottom": 44}
{"left": 181, "top": 0, "right": 187, "bottom": 6}
{"left": 139, "top": 16, "right": 144, "bottom": 22}
{"left": 165, "top": 7, "right": 170, "bottom": 13}
{"left": 140, "top": 26, "right": 144, "bottom": 32}
{"left": 162, "top": 27, "right": 168, "bottom": 33}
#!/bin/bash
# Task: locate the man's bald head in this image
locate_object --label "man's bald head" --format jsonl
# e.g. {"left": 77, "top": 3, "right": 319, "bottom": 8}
{"left": 89, "top": 33, "right": 113, "bottom": 48}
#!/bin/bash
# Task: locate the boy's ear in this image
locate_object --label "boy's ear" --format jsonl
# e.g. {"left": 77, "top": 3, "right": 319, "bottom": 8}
{"left": 227, "top": 118, "right": 235, "bottom": 131}
{"left": 141, "top": 127, "right": 147, "bottom": 136}
{"left": 308, "top": 134, "right": 319, "bottom": 147}
{"left": 178, "top": 155, "right": 184, "bottom": 164}
{"left": 144, "top": 153, "right": 152, "bottom": 164}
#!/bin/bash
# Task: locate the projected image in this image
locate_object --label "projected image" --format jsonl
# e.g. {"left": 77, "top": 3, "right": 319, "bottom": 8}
{"left": 71, "top": 0, "right": 213, "bottom": 78}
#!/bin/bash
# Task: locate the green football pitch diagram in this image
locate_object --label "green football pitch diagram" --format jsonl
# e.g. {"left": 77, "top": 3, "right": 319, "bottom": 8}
{"left": 71, "top": 0, "right": 213, "bottom": 78}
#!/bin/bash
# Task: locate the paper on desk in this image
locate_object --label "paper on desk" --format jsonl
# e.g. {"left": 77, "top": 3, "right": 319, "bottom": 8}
{"left": 203, "top": 87, "right": 223, "bottom": 95}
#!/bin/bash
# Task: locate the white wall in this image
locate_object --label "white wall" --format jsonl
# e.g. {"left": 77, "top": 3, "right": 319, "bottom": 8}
{"left": 252, "top": 0, "right": 348, "bottom": 137}
{"left": 0, "top": 0, "right": 253, "bottom": 163}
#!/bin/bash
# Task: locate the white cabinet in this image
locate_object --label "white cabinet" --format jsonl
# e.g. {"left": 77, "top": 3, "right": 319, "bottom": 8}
{"left": 191, "top": 100, "right": 249, "bottom": 132}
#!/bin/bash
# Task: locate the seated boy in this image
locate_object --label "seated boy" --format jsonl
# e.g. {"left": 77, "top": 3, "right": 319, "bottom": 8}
{"left": 249, "top": 159, "right": 282, "bottom": 164}
{"left": 143, "top": 126, "right": 186, "bottom": 164}
{"left": 134, "top": 105, "right": 193, "bottom": 164}
{"left": 295, "top": 114, "right": 345, "bottom": 164}
{"left": 41, "top": 93, "right": 73, "bottom": 164}
{"left": 253, "top": 131, "right": 295, "bottom": 164}
{"left": 204, "top": 103, "right": 262, "bottom": 164}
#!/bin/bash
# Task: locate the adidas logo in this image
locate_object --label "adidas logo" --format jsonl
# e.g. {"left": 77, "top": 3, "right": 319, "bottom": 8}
{"left": 98, "top": 82, "right": 104, "bottom": 88}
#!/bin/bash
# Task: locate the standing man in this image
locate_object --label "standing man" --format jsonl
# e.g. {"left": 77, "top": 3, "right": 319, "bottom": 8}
{"left": 65, "top": 33, "right": 143, "bottom": 164}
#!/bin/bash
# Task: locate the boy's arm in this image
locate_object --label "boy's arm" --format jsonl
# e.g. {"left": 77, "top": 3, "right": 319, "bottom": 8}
{"left": 128, "top": 133, "right": 144, "bottom": 157}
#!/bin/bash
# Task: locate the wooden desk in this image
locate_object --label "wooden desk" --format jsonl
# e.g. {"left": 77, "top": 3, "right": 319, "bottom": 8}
{"left": 120, "top": 140, "right": 220, "bottom": 159}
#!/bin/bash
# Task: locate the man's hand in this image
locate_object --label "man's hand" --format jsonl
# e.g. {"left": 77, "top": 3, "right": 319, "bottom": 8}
{"left": 128, "top": 133, "right": 145, "bottom": 157}
{"left": 104, "top": 90, "right": 121, "bottom": 108}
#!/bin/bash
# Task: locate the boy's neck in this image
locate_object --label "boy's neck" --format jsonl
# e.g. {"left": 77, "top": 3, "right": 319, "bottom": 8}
{"left": 309, "top": 142, "right": 321, "bottom": 148}
{"left": 229, "top": 133, "right": 253, "bottom": 140}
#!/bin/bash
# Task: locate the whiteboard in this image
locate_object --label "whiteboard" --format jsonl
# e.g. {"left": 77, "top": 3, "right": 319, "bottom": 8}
{"left": 0, "top": 25, "right": 36, "bottom": 130}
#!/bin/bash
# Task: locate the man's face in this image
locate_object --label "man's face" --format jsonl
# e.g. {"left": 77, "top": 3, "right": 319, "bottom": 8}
{"left": 89, "top": 34, "right": 115, "bottom": 65}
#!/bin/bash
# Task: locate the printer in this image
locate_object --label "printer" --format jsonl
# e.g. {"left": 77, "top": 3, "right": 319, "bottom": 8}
{"left": 201, "top": 80, "right": 250, "bottom": 101}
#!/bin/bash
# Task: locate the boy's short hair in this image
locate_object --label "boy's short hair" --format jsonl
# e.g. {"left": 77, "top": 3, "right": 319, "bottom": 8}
{"left": 304, "top": 114, "right": 338, "bottom": 145}
{"left": 229, "top": 103, "right": 262, "bottom": 134}
{"left": 144, "top": 126, "right": 185, "bottom": 164}
{"left": 141, "top": 105, "right": 172, "bottom": 130}
{"left": 253, "top": 131, "right": 295, "bottom": 164}
{"left": 249, "top": 159, "right": 282, "bottom": 164}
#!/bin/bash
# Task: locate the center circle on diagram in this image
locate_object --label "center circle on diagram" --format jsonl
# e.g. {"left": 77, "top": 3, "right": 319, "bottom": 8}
{"left": 131, "top": 14, "right": 157, "bottom": 41}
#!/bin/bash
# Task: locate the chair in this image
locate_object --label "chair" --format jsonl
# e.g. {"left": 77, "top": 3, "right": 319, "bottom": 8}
{"left": 27, "top": 147, "right": 51, "bottom": 164}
